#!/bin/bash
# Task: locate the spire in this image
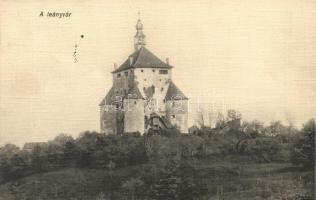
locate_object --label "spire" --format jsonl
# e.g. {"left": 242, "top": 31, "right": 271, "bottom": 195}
{"left": 134, "top": 13, "right": 146, "bottom": 51}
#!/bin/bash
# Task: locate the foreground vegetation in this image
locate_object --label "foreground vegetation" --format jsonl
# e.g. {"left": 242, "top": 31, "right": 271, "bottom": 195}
{"left": 0, "top": 116, "right": 314, "bottom": 200}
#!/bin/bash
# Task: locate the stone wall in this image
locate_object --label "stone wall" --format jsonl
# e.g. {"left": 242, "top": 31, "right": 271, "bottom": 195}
{"left": 123, "top": 99, "right": 145, "bottom": 133}
{"left": 100, "top": 105, "right": 124, "bottom": 135}
{"left": 166, "top": 99, "right": 188, "bottom": 133}
{"left": 113, "top": 69, "right": 135, "bottom": 95}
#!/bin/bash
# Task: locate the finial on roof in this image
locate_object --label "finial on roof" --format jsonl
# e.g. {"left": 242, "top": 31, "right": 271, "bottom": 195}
{"left": 134, "top": 14, "right": 146, "bottom": 51}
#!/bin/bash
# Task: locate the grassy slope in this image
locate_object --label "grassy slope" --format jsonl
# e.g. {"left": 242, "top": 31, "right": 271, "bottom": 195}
{"left": 0, "top": 159, "right": 313, "bottom": 200}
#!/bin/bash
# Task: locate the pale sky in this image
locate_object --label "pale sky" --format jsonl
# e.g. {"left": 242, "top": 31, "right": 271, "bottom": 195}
{"left": 1, "top": 0, "right": 315, "bottom": 146}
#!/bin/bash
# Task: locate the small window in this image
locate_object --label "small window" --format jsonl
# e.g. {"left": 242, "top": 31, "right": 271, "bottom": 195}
{"left": 117, "top": 73, "right": 121, "bottom": 77}
{"left": 163, "top": 99, "right": 166, "bottom": 103}
{"left": 141, "top": 69, "right": 144, "bottom": 72}
{"left": 152, "top": 69, "right": 155, "bottom": 72}
{"left": 134, "top": 101, "right": 137, "bottom": 105}
{"left": 144, "top": 79, "right": 147, "bottom": 81}
{"left": 159, "top": 70, "right": 168, "bottom": 74}
{"left": 143, "top": 87, "right": 146, "bottom": 91}
{"left": 124, "top": 71, "right": 128, "bottom": 76}
{"left": 161, "top": 87, "right": 164, "bottom": 92}
{"left": 159, "top": 79, "right": 162, "bottom": 81}
{"left": 171, "top": 115, "right": 176, "bottom": 119}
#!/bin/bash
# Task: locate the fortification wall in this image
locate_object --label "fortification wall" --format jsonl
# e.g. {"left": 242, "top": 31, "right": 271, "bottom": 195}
{"left": 166, "top": 99, "right": 188, "bottom": 133}
{"left": 100, "top": 105, "right": 124, "bottom": 135}
{"left": 123, "top": 99, "right": 145, "bottom": 133}
{"left": 113, "top": 69, "right": 135, "bottom": 95}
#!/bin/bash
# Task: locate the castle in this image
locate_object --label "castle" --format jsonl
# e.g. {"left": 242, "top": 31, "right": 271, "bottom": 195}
{"left": 99, "top": 18, "right": 188, "bottom": 134}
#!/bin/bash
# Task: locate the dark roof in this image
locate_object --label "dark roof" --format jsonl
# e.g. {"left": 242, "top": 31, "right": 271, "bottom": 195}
{"left": 124, "top": 85, "right": 144, "bottom": 99}
{"left": 99, "top": 87, "right": 116, "bottom": 106}
{"left": 112, "top": 47, "right": 172, "bottom": 73}
{"left": 99, "top": 85, "right": 143, "bottom": 106}
{"left": 165, "top": 81, "right": 188, "bottom": 101}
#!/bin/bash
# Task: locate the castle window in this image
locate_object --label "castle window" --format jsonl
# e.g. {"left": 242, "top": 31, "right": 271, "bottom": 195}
{"left": 141, "top": 69, "right": 144, "bottom": 72}
{"left": 171, "top": 115, "right": 176, "bottom": 118}
{"left": 143, "top": 87, "right": 146, "bottom": 91}
{"left": 117, "top": 73, "right": 121, "bottom": 78}
{"left": 124, "top": 71, "right": 128, "bottom": 76}
{"left": 163, "top": 99, "right": 166, "bottom": 103}
{"left": 159, "top": 70, "right": 168, "bottom": 74}
{"left": 161, "top": 87, "right": 164, "bottom": 92}
{"left": 152, "top": 69, "right": 155, "bottom": 72}
{"left": 134, "top": 101, "right": 137, "bottom": 105}
{"left": 159, "top": 79, "right": 162, "bottom": 81}
{"left": 144, "top": 79, "right": 147, "bottom": 81}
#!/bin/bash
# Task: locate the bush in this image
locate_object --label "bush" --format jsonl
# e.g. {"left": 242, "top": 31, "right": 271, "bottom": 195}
{"left": 290, "top": 119, "right": 315, "bottom": 168}
{"left": 236, "top": 138, "right": 282, "bottom": 162}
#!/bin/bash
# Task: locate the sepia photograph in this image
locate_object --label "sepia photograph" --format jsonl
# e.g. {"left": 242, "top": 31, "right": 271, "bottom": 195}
{"left": 0, "top": 0, "right": 315, "bottom": 199}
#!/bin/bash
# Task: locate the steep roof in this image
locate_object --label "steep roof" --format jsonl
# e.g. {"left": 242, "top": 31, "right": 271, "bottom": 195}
{"left": 99, "top": 85, "right": 144, "bottom": 106}
{"left": 99, "top": 87, "right": 116, "bottom": 106}
{"left": 112, "top": 47, "right": 172, "bottom": 73}
{"left": 124, "top": 85, "right": 144, "bottom": 99}
{"left": 165, "top": 81, "right": 188, "bottom": 101}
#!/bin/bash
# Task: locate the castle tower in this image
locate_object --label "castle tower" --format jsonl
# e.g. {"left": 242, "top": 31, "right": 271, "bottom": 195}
{"left": 99, "top": 18, "right": 188, "bottom": 135}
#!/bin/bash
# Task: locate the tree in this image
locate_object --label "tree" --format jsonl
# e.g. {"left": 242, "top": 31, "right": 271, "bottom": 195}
{"left": 0, "top": 144, "right": 20, "bottom": 158}
{"left": 241, "top": 120, "right": 264, "bottom": 138}
{"left": 149, "top": 159, "right": 180, "bottom": 200}
{"left": 226, "top": 109, "right": 241, "bottom": 121}
{"left": 236, "top": 138, "right": 282, "bottom": 162}
{"left": 290, "top": 119, "right": 315, "bottom": 168}
{"left": 215, "top": 112, "right": 226, "bottom": 128}
{"left": 266, "top": 121, "right": 285, "bottom": 136}
{"left": 122, "top": 177, "right": 144, "bottom": 200}
{"left": 30, "top": 144, "right": 46, "bottom": 171}
{"left": 51, "top": 133, "right": 74, "bottom": 146}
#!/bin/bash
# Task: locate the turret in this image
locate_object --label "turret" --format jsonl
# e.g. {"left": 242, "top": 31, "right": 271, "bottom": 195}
{"left": 134, "top": 17, "right": 146, "bottom": 51}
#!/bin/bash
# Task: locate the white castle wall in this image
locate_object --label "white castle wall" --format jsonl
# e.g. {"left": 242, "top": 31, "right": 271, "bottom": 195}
{"left": 134, "top": 68, "right": 171, "bottom": 116}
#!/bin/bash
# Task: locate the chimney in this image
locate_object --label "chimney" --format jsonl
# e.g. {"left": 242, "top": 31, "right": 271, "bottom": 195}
{"left": 166, "top": 57, "right": 169, "bottom": 65}
{"left": 114, "top": 63, "right": 117, "bottom": 70}
{"left": 129, "top": 57, "right": 133, "bottom": 66}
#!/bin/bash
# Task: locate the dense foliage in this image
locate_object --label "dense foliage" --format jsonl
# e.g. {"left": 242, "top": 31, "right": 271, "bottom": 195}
{"left": 0, "top": 118, "right": 314, "bottom": 200}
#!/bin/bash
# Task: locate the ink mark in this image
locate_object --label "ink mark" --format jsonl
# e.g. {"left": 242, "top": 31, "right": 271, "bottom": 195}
{"left": 73, "top": 44, "right": 78, "bottom": 63}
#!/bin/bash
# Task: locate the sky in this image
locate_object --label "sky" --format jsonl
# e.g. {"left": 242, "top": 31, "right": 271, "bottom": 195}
{"left": 0, "top": 0, "right": 315, "bottom": 146}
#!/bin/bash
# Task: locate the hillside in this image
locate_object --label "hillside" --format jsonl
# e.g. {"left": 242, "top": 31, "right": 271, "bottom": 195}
{"left": 0, "top": 118, "right": 314, "bottom": 199}
{"left": 0, "top": 157, "right": 313, "bottom": 200}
